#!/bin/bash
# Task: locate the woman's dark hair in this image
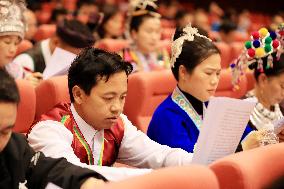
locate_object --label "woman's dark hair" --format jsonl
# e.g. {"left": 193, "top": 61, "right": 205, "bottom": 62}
{"left": 171, "top": 27, "right": 220, "bottom": 81}
{"left": 0, "top": 69, "right": 20, "bottom": 104}
{"left": 219, "top": 20, "right": 237, "bottom": 34}
{"left": 97, "top": 5, "right": 120, "bottom": 38}
{"left": 249, "top": 52, "right": 284, "bottom": 81}
{"left": 129, "top": 5, "right": 159, "bottom": 32}
{"left": 68, "top": 48, "right": 133, "bottom": 102}
{"left": 76, "top": 0, "right": 97, "bottom": 11}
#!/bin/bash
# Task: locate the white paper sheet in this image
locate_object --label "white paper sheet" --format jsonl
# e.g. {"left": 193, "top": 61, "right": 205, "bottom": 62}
{"left": 192, "top": 97, "right": 256, "bottom": 165}
{"left": 43, "top": 48, "right": 76, "bottom": 79}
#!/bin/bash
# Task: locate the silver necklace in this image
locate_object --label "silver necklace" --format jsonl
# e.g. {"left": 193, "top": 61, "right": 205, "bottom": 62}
{"left": 250, "top": 97, "right": 283, "bottom": 130}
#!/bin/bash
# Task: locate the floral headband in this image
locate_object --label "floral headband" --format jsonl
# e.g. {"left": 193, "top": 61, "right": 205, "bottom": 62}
{"left": 171, "top": 24, "right": 212, "bottom": 67}
{"left": 231, "top": 25, "right": 284, "bottom": 89}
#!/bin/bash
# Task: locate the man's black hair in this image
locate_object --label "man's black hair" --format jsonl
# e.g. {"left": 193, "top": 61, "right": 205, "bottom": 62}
{"left": 68, "top": 48, "right": 133, "bottom": 102}
{"left": 0, "top": 69, "right": 20, "bottom": 104}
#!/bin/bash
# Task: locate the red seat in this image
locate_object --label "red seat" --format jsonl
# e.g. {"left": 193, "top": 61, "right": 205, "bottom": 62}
{"left": 33, "top": 24, "right": 56, "bottom": 42}
{"left": 35, "top": 75, "right": 69, "bottom": 119}
{"left": 161, "top": 19, "right": 176, "bottom": 28}
{"left": 209, "top": 31, "right": 221, "bottom": 41}
{"left": 214, "top": 42, "right": 232, "bottom": 68}
{"left": 16, "top": 40, "right": 33, "bottom": 56}
{"left": 123, "top": 70, "right": 176, "bottom": 132}
{"left": 97, "top": 165, "right": 219, "bottom": 189}
{"left": 62, "top": 0, "right": 77, "bottom": 11}
{"left": 231, "top": 42, "right": 244, "bottom": 61}
{"left": 159, "top": 40, "right": 171, "bottom": 54}
{"left": 233, "top": 32, "right": 249, "bottom": 43}
{"left": 210, "top": 143, "right": 284, "bottom": 189}
{"left": 215, "top": 70, "right": 248, "bottom": 99}
{"left": 161, "top": 28, "right": 175, "bottom": 40}
{"left": 14, "top": 79, "right": 36, "bottom": 133}
{"left": 96, "top": 39, "right": 131, "bottom": 53}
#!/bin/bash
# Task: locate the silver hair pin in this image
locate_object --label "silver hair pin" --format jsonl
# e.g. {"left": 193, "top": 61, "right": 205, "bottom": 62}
{"left": 129, "top": 0, "right": 158, "bottom": 12}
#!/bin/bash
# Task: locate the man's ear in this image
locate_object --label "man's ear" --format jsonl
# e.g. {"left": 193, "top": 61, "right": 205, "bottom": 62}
{"left": 72, "top": 85, "right": 85, "bottom": 104}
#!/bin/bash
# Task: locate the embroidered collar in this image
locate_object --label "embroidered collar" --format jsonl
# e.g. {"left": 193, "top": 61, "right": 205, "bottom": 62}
{"left": 179, "top": 86, "right": 203, "bottom": 116}
{"left": 125, "top": 48, "right": 170, "bottom": 71}
{"left": 171, "top": 86, "right": 205, "bottom": 130}
{"left": 70, "top": 104, "right": 105, "bottom": 166}
{"left": 70, "top": 104, "right": 98, "bottom": 146}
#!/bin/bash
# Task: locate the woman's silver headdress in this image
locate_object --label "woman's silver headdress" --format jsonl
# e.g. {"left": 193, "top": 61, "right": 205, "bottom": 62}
{"left": 0, "top": 0, "right": 26, "bottom": 39}
{"left": 125, "top": 0, "right": 160, "bottom": 39}
{"left": 171, "top": 24, "right": 212, "bottom": 67}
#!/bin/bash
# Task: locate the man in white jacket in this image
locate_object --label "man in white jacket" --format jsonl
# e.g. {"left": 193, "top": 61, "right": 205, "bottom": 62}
{"left": 28, "top": 48, "right": 193, "bottom": 181}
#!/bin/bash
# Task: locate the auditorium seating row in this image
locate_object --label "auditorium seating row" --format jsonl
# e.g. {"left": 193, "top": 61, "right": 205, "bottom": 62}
{"left": 98, "top": 143, "right": 284, "bottom": 189}
{"left": 14, "top": 70, "right": 255, "bottom": 134}
{"left": 13, "top": 76, "right": 284, "bottom": 189}
{"left": 17, "top": 35, "right": 246, "bottom": 71}
{"left": 17, "top": 22, "right": 247, "bottom": 70}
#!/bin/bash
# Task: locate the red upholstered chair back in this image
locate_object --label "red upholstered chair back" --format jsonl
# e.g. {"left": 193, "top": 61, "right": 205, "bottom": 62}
{"left": 161, "top": 28, "right": 175, "bottom": 40}
{"left": 210, "top": 143, "right": 284, "bottom": 189}
{"left": 96, "top": 39, "right": 131, "bottom": 53}
{"left": 33, "top": 24, "right": 56, "bottom": 42}
{"left": 161, "top": 19, "right": 176, "bottom": 28}
{"left": 14, "top": 79, "right": 36, "bottom": 133}
{"left": 97, "top": 165, "right": 219, "bottom": 189}
{"left": 231, "top": 42, "right": 244, "bottom": 61}
{"left": 215, "top": 42, "right": 232, "bottom": 68}
{"left": 233, "top": 32, "right": 249, "bottom": 42}
{"left": 35, "top": 75, "right": 69, "bottom": 119}
{"left": 215, "top": 70, "right": 248, "bottom": 99}
{"left": 123, "top": 70, "right": 176, "bottom": 133}
{"left": 16, "top": 40, "right": 33, "bottom": 56}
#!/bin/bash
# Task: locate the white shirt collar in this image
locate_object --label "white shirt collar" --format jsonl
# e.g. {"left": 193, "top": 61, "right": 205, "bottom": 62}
{"left": 70, "top": 103, "right": 98, "bottom": 145}
{"left": 41, "top": 38, "right": 52, "bottom": 65}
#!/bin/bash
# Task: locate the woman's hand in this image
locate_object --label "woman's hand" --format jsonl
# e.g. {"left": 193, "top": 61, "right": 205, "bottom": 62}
{"left": 241, "top": 130, "right": 263, "bottom": 150}
{"left": 25, "top": 72, "right": 43, "bottom": 87}
{"left": 242, "top": 129, "right": 279, "bottom": 150}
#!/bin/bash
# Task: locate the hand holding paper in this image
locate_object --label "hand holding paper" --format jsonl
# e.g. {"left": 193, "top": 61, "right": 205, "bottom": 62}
{"left": 192, "top": 97, "right": 256, "bottom": 165}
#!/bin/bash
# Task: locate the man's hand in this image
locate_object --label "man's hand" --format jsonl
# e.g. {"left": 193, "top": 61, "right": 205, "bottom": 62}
{"left": 80, "top": 178, "right": 105, "bottom": 189}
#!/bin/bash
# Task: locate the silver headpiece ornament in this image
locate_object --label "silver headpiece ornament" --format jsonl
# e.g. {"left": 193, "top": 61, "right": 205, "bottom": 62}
{"left": 128, "top": 0, "right": 160, "bottom": 17}
{"left": 0, "top": 0, "right": 26, "bottom": 39}
{"left": 170, "top": 24, "right": 212, "bottom": 67}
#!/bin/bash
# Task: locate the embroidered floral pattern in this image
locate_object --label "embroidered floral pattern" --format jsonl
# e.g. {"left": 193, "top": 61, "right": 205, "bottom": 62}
{"left": 171, "top": 87, "right": 203, "bottom": 130}
{"left": 61, "top": 115, "right": 95, "bottom": 165}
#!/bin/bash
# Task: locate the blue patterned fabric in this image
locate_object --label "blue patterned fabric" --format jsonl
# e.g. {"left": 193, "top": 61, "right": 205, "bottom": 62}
{"left": 147, "top": 95, "right": 253, "bottom": 153}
